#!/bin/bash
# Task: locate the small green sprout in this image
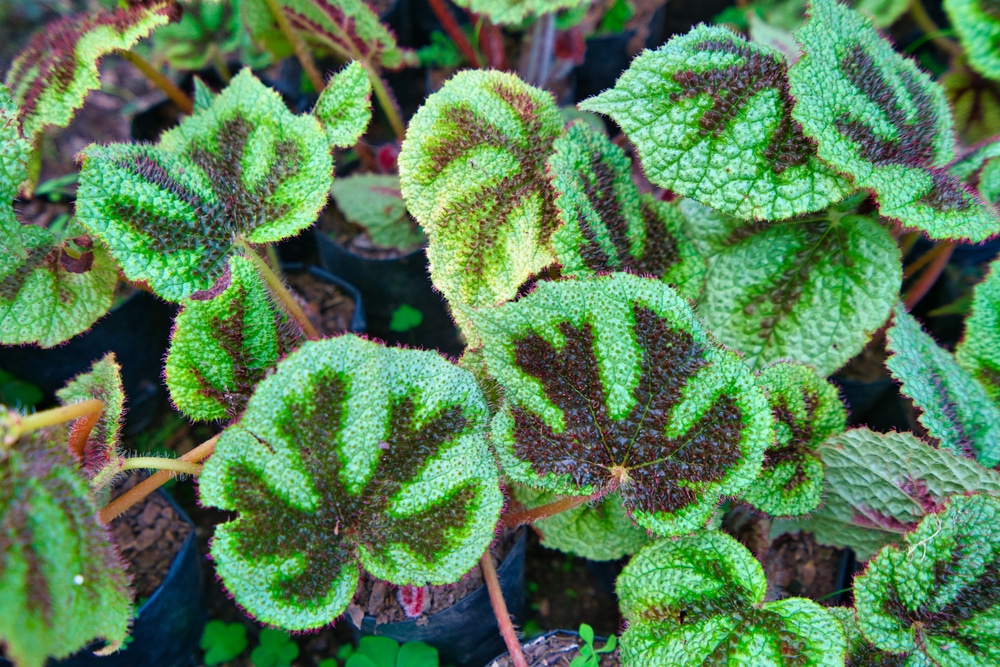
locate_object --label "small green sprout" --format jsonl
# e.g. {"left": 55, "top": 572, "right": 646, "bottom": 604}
{"left": 569, "top": 624, "right": 617, "bottom": 667}
{"left": 345, "top": 637, "right": 440, "bottom": 667}
{"left": 200, "top": 620, "right": 249, "bottom": 666}
{"left": 251, "top": 628, "right": 299, "bottom": 667}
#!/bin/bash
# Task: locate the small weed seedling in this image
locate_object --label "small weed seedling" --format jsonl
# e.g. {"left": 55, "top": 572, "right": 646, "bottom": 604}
{"left": 569, "top": 624, "right": 616, "bottom": 667}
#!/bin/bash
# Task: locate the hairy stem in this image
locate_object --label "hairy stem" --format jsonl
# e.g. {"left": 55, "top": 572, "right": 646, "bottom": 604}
{"left": 479, "top": 18, "right": 507, "bottom": 70}
{"left": 99, "top": 435, "right": 219, "bottom": 524}
{"left": 120, "top": 456, "right": 204, "bottom": 476}
{"left": 119, "top": 51, "right": 193, "bottom": 115}
{"left": 908, "top": 0, "right": 961, "bottom": 58}
{"left": 904, "top": 241, "right": 955, "bottom": 310}
{"left": 3, "top": 399, "right": 104, "bottom": 448}
{"left": 428, "top": 0, "right": 482, "bottom": 67}
{"left": 211, "top": 47, "right": 233, "bottom": 84}
{"left": 363, "top": 62, "right": 407, "bottom": 141}
{"left": 501, "top": 494, "right": 590, "bottom": 529}
{"left": 68, "top": 410, "right": 103, "bottom": 460}
{"left": 238, "top": 239, "right": 321, "bottom": 340}
{"left": 262, "top": 0, "right": 326, "bottom": 92}
{"left": 481, "top": 550, "right": 528, "bottom": 667}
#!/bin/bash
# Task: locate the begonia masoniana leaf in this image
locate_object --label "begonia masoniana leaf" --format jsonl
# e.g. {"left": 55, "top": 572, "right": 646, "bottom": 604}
{"left": 944, "top": 0, "right": 1000, "bottom": 83}
{"left": 956, "top": 257, "right": 1000, "bottom": 404}
{"left": 313, "top": 61, "right": 372, "bottom": 149}
{"left": 829, "top": 607, "right": 908, "bottom": 667}
{"left": 330, "top": 174, "right": 424, "bottom": 251}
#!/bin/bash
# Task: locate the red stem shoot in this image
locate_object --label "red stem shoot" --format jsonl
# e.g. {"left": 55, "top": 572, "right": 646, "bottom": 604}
{"left": 481, "top": 550, "right": 528, "bottom": 667}
{"left": 428, "top": 0, "right": 482, "bottom": 67}
{"left": 904, "top": 242, "right": 955, "bottom": 310}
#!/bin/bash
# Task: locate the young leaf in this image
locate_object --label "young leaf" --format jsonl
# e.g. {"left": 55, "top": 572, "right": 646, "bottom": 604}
{"left": 165, "top": 255, "right": 298, "bottom": 422}
{"left": 4, "top": 1, "right": 178, "bottom": 144}
{"left": 200, "top": 619, "right": 249, "bottom": 666}
{"left": 683, "top": 197, "right": 900, "bottom": 376}
{"left": 546, "top": 121, "right": 705, "bottom": 298}
{"left": 943, "top": 0, "right": 1000, "bottom": 82}
{"left": 742, "top": 361, "right": 846, "bottom": 517}
{"left": 250, "top": 629, "right": 299, "bottom": 667}
{"left": 512, "top": 485, "right": 651, "bottom": 561}
{"left": 313, "top": 61, "right": 372, "bottom": 149}
{"left": 473, "top": 273, "right": 773, "bottom": 537}
{"left": 956, "top": 258, "right": 1000, "bottom": 403}
{"left": 56, "top": 353, "right": 126, "bottom": 482}
{"left": 788, "top": 0, "right": 1000, "bottom": 242}
{"left": 580, "top": 25, "right": 854, "bottom": 221}
{"left": 886, "top": 303, "right": 1000, "bottom": 468}
{"left": 617, "top": 531, "right": 846, "bottom": 667}
{"left": 854, "top": 493, "right": 1000, "bottom": 665}
{"left": 398, "top": 70, "right": 564, "bottom": 341}
{"left": 450, "top": 0, "right": 588, "bottom": 25}
{"left": 198, "top": 335, "right": 503, "bottom": 629}
{"left": 950, "top": 138, "right": 1000, "bottom": 206}
{"left": 0, "top": 426, "right": 132, "bottom": 667}
{"left": 330, "top": 174, "right": 424, "bottom": 251}
{"left": 76, "top": 69, "right": 332, "bottom": 301}
{"left": 772, "top": 428, "right": 1000, "bottom": 560}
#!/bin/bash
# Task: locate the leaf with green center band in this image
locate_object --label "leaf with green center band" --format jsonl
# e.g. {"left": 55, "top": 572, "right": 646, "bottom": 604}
{"left": 579, "top": 24, "right": 854, "bottom": 222}
{"left": 617, "top": 531, "right": 846, "bottom": 667}
{"left": 398, "top": 70, "right": 564, "bottom": 343}
{"left": 313, "top": 62, "right": 372, "bottom": 149}
{"left": 854, "top": 493, "right": 1000, "bottom": 665}
{"left": 243, "top": 0, "right": 416, "bottom": 70}
{"left": 788, "top": 0, "right": 1000, "bottom": 242}
{"left": 512, "top": 485, "right": 650, "bottom": 561}
{"left": 472, "top": 273, "right": 773, "bottom": 537}
{"left": 0, "top": 425, "right": 132, "bottom": 667}
{"left": 3, "top": 1, "right": 178, "bottom": 147}
{"left": 772, "top": 428, "right": 1000, "bottom": 560}
{"left": 886, "top": 303, "right": 1000, "bottom": 468}
{"left": 829, "top": 607, "right": 908, "bottom": 667}
{"left": 198, "top": 335, "right": 503, "bottom": 630}
{"left": 956, "top": 258, "right": 1000, "bottom": 404}
{"left": 546, "top": 121, "right": 705, "bottom": 299}
{"left": 165, "top": 256, "right": 300, "bottom": 422}
{"left": 450, "top": 0, "right": 587, "bottom": 25}
{"left": 76, "top": 69, "right": 332, "bottom": 302}
{"left": 944, "top": 0, "right": 1000, "bottom": 82}
{"left": 742, "top": 361, "right": 846, "bottom": 517}
{"left": 682, "top": 196, "right": 900, "bottom": 376}
{"left": 330, "top": 174, "right": 425, "bottom": 251}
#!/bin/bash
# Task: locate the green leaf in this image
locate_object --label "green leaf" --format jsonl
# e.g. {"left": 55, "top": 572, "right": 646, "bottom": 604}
{"left": 356, "top": 636, "right": 400, "bottom": 667}
{"left": 0, "top": 369, "right": 42, "bottom": 409}
{"left": 251, "top": 628, "right": 299, "bottom": 667}
{"left": 154, "top": 0, "right": 258, "bottom": 72}
{"left": 198, "top": 335, "right": 503, "bottom": 629}
{"left": 580, "top": 24, "right": 854, "bottom": 221}
{"left": 742, "top": 361, "right": 846, "bottom": 516}
{"left": 546, "top": 121, "right": 705, "bottom": 299}
{"left": 956, "top": 257, "right": 1000, "bottom": 404}
{"left": 56, "top": 353, "right": 126, "bottom": 484}
{"left": 76, "top": 69, "right": 332, "bottom": 301}
{"left": 331, "top": 174, "right": 424, "bottom": 251}
{"left": 396, "top": 641, "right": 438, "bottom": 667}
{"left": 450, "top": 0, "right": 588, "bottom": 25}
{"left": 314, "top": 61, "right": 373, "bottom": 149}
{"left": 944, "top": 0, "right": 1000, "bottom": 82}
{"left": 165, "top": 255, "right": 297, "bottom": 421}
{"left": 399, "top": 70, "right": 564, "bottom": 342}
{"left": 772, "top": 428, "right": 1000, "bottom": 560}
{"left": 200, "top": 619, "right": 249, "bottom": 666}
{"left": 788, "top": 0, "right": 1000, "bottom": 242}
{"left": 389, "top": 303, "right": 424, "bottom": 333}
{"left": 950, "top": 137, "right": 1000, "bottom": 206}
{"left": 683, "top": 197, "right": 900, "bottom": 376}
{"left": 829, "top": 607, "right": 904, "bottom": 667}
{"left": 854, "top": 494, "right": 1000, "bottom": 664}
{"left": 753, "top": 0, "right": 909, "bottom": 30}
{"left": 886, "top": 303, "right": 1000, "bottom": 468}
{"left": 512, "top": 485, "right": 650, "bottom": 560}
{"left": 0, "top": 426, "right": 132, "bottom": 667}
{"left": 473, "top": 273, "right": 772, "bottom": 537}
{"left": 4, "top": 2, "right": 177, "bottom": 145}
{"left": 0, "top": 84, "right": 30, "bottom": 210}
{"left": 617, "top": 531, "right": 846, "bottom": 666}
{"left": 941, "top": 62, "right": 1000, "bottom": 146}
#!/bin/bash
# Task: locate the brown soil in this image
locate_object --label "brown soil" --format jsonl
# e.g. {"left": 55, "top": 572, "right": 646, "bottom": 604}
{"left": 318, "top": 204, "right": 414, "bottom": 261}
{"left": 763, "top": 532, "right": 849, "bottom": 605}
{"left": 110, "top": 475, "right": 192, "bottom": 600}
{"left": 489, "top": 631, "right": 620, "bottom": 667}
{"left": 286, "top": 269, "right": 356, "bottom": 335}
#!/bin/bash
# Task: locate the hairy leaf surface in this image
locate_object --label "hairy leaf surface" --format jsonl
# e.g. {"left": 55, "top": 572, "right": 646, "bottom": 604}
{"left": 450, "top": 0, "right": 587, "bottom": 24}
{"left": 56, "top": 353, "right": 125, "bottom": 485}
{"left": 683, "top": 198, "right": 900, "bottom": 376}
{"left": 76, "top": 69, "right": 332, "bottom": 301}
{"left": 830, "top": 607, "right": 908, "bottom": 667}
{"left": 580, "top": 25, "right": 854, "bottom": 221}
{"left": 743, "top": 361, "right": 846, "bottom": 516}
{"left": 788, "top": 0, "right": 1000, "bottom": 241}
{"left": 330, "top": 174, "right": 424, "bottom": 251}
{"left": 944, "top": 0, "right": 1000, "bottom": 82}
{"left": 956, "top": 258, "right": 1000, "bottom": 404}
{"left": 886, "top": 303, "right": 1000, "bottom": 468}
{"left": 951, "top": 138, "right": 1000, "bottom": 206}
{"left": 773, "top": 428, "right": 1000, "bottom": 560}
{"left": 313, "top": 61, "right": 372, "bottom": 149}
{"left": 198, "top": 335, "right": 502, "bottom": 629}
{"left": 473, "top": 273, "right": 772, "bottom": 537}
{"left": 854, "top": 494, "right": 1000, "bottom": 664}
{"left": 617, "top": 531, "right": 846, "bottom": 666}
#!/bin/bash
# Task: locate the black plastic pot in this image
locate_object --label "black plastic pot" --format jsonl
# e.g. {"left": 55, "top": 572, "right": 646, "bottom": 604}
{"left": 282, "top": 262, "right": 368, "bottom": 333}
{"left": 350, "top": 529, "right": 528, "bottom": 667}
{"left": 315, "top": 230, "right": 463, "bottom": 356}
{"left": 0, "top": 290, "right": 175, "bottom": 434}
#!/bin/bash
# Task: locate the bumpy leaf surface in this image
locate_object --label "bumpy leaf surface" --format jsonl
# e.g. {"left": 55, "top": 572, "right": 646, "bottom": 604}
{"left": 0, "top": 85, "right": 29, "bottom": 222}
{"left": 772, "top": 428, "right": 1000, "bottom": 560}
{"left": 56, "top": 353, "right": 126, "bottom": 483}
{"left": 166, "top": 256, "right": 298, "bottom": 422}
{"left": 788, "top": 0, "right": 1000, "bottom": 242}
{"left": 683, "top": 197, "right": 900, "bottom": 376}
{"left": 617, "top": 531, "right": 846, "bottom": 666}
{"left": 580, "top": 25, "right": 854, "bottom": 221}
{"left": 399, "top": 70, "right": 563, "bottom": 341}
{"left": 547, "top": 122, "right": 705, "bottom": 298}
{"left": 330, "top": 174, "right": 424, "bottom": 251}
{"left": 450, "top": 0, "right": 587, "bottom": 24}
{"left": 512, "top": 485, "right": 650, "bottom": 561}
{"left": 4, "top": 2, "right": 177, "bottom": 143}
{"left": 854, "top": 494, "right": 1000, "bottom": 665}
{"left": 951, "top": 138, "right": 1000, "bottom": 206}
{"left": 944, "top": 0, "right": 1000, "bottom": 82}
{"left": 473, "top": 273, "right": 773, "bottom": 537}
{"left": 76, "top": 69, "right": 332, "bottom": 301}
{"left": 0, "top": 426, "right": 132, "bottom": 667}
{"left": 313, "top": 62, "right": 372, "bottom": 149}
{"left": 743, "top": 361, "right": 846, "bottom": 516}
{"left": 198, "top": 335, "right": 503, "bottom": 629}
{"left": 956, "top": 258, "right": 1000, "bottom": 404}
{"left": 830, "top": 607, "right": 908, "bottom": 667}
{"left": 886, "top": 303, "right": 1000, "bottom": 468}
